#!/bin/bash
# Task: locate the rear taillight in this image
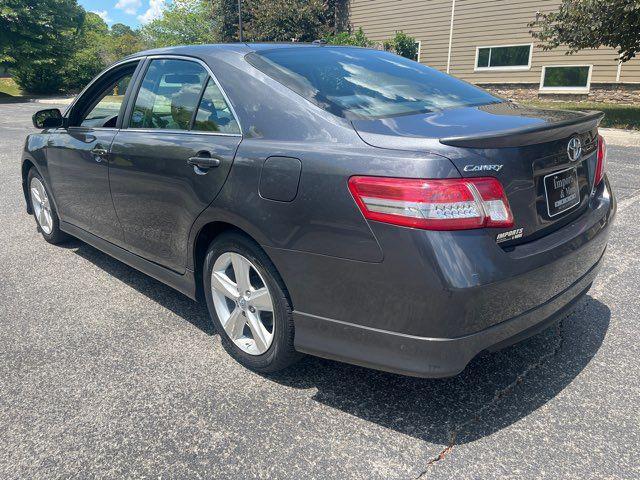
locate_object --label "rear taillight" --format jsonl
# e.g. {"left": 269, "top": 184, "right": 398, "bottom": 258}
{"left": 595, "top": 134, "right": 607, "bottom": 187}
{"left": 348, "top": 176, "right": 513, "bottom": 231}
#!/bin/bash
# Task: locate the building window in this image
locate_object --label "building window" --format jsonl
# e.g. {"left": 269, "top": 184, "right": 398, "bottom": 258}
{"left": 475, "top": 44, "right": 532, "bottom": 71}
{"left": 540, "top": 65, "right": 592, "bottom": 93}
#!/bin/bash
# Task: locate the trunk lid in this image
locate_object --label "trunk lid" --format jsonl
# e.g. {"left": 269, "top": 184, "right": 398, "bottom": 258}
{"left": 352, "top": 102, "right": 602, "bottom": 245}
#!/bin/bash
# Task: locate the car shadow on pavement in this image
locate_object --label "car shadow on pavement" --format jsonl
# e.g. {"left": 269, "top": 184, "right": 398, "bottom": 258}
{"left": 269, "top": 296, "right": 610, "bottom": 447}
{"left": 72, "top": 242, "right": 215, "bottom": 335}
{"left": 72, "top": 241, "right": 610, "bottom": 447}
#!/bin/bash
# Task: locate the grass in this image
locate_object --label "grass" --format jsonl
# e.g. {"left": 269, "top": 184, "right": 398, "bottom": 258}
{"left": 0, "top": 77, "right": 22, "bottom": 97}
{"left": 522, "top": 100, "right": 640, "bottom": 130}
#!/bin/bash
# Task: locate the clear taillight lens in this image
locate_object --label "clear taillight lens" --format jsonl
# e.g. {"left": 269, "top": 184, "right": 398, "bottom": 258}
{"left": 595, "top": 134, "right": 607, "bottom": 187}
{"left": 348, "top": 176, "right": 513, "bottom": 231}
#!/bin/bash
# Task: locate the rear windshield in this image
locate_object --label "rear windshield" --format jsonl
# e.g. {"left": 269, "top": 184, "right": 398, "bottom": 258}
{"left": 246, "top": 47, "right": 502, "bottom": 119}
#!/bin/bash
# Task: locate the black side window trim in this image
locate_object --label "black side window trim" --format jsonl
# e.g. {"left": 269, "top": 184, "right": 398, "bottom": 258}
{"left": 188, "top": 76, "right": 210, "bottom": 130}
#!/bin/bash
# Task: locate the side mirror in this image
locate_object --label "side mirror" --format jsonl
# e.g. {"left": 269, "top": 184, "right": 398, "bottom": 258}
{"left": 32, "top": 108, "right": 64, "bottom": 129}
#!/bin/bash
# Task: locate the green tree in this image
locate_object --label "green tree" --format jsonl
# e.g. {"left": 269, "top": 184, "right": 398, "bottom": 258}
{"left": 141, "top": 0, "right": 216, "bottom": 48}
{"left": 529, "top": 0, "right": 640, "bottom": 62}
{"left": 0, "top": 0, "right": 84, "bottom": 93}
{"left": 216, "top": 0, "right": 244, "bottom": 42}
{"left": 105, "top": 23, "right": 146, "bottom": 65}
{"left": 61, "top": 12, "right": 109, "bottom": 91}
{"left": 383, "top": 31, "right": 418, "bottom": 60}
{"left": 324, "top": 27, "right": 375, "bottom": 47}
{"left": 244, "top": 0, "right": 334, "bottom": 42}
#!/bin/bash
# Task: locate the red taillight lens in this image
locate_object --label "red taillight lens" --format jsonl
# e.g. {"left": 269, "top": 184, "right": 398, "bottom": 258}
{"left": 595, "top": 134, "right": 607, "bottom": 186}
{"left": 348, "top": 176, "right": 513, "bottom": 231}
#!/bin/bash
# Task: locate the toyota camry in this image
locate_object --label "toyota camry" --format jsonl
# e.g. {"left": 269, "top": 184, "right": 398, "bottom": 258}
{"left": 22, "top": 44, "right": 615, "bottom": 377}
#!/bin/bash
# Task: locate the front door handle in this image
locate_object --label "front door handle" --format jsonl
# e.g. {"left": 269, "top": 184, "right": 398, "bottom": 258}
{"left": 187, "top": 156, "right": 221, "bottom": 169}
{"left": 92, "top": 147, "right": 108, "bottom": 156}
{"left": 91, "top": 146, "right": 108, "bottom": 162}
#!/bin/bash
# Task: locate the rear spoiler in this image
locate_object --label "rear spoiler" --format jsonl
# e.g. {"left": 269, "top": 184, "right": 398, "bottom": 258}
{"left": 440, "top": 110, "right": 604, "bottom": 148}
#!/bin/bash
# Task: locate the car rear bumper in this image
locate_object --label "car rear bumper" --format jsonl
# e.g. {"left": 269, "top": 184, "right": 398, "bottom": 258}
{"left": 268, "top": 178, "right": 615, "bottom": 377}
{"left": 293, "top": 254, "right": 599, "bottom": 377}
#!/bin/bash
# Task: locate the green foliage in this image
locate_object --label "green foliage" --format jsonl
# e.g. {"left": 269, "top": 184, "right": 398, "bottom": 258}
{"left": 61, "top": 12, "right": 110, "bottom": 91}
{"left": 140, "top": 0, "right": 216, "bottom": 48}
{"left": 216, "top": 0, "right": 243, "bottom": 42}
{"left": 8, "top": 1, "right": 147, "bottom": 94}
{"left": 0, "top": 0, "right": 85, "bottom": 64}
{"left": 103, "top": 24, "right": 146, "bottom": 65}
{"left": 244, "top": 0, "right": 333, "bottom": 42}
{"left": 529, "top": 0, "right": 640, "bottom": 62}
{"left": 1, "top": 0, "right": 355, "bottom": 94}
{"left": 13, "top": 58, "right": 68, "bottom": 94}
{"left": 1, "top": 0, "right": 85, "bottom": 93}
{"left": 324, "top": 27, "right": 375, "bottom": 47}
{"left": 383, "top": 31, "right": 419, "bottom": 60}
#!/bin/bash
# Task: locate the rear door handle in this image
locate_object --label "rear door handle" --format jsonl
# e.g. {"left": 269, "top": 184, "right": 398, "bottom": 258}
{"left": 187, "top": 156, "right": 221, "bottom": 169}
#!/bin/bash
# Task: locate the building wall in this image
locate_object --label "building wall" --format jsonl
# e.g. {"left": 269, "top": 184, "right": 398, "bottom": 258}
{"left": 349, "top": 0, "right": 640, "bottom": 102}
{"left": 349, "top": 0, "right": 453, "bottom": 71}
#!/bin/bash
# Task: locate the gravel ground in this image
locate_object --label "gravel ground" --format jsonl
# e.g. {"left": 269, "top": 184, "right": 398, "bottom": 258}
{"left": 1, "top": 102, "right": 638, "bottom": 479}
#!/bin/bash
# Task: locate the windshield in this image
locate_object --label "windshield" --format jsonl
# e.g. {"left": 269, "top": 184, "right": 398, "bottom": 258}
{"left": 246, "top": 47, "right": 502, "bottom": 119}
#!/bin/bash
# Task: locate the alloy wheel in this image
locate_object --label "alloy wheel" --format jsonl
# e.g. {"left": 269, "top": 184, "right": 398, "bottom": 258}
{"left": 30, "top": 177, "right": 53, "bottom": 235}
{"left": 210, "top": 252, "right": 275, "bottom": 355}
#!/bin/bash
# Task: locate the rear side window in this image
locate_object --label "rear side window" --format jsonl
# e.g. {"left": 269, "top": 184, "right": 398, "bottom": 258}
{"left": 130, "top": 59, "right": 207, "bottom": 130}
{"left": 193, "top": 78, "right": 240, "bottom": 134}
{"left": 246, "top": 47, "right": 501, "bottom": 119}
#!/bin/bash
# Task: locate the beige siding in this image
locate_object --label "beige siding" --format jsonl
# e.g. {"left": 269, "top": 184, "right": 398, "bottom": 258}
{"left": 350, "top": 0, "right": 452, "bottom": 70}
{"left": 349, "top": 0, "right": 640, "bottom": 86}
{"left": 620, "top": 57, "right": 640, "bottom": 83}
{"left": 449, "top": 0, "right": 620, "bottom": 84}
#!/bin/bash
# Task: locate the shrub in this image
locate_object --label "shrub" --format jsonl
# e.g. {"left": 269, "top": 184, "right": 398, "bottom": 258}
{"left": 384, "top": 31, "right": 419, "bottom": 60}
{"left": 13, "top": 60, "right": 66, "bottom": 95}
{"left": 324, "top": 27, "right": 376, "bottom": 47}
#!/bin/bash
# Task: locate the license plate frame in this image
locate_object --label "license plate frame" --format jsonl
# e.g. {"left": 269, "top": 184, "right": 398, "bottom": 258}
{"left": 544, "top": 167, "right": 580, "bottom": 218}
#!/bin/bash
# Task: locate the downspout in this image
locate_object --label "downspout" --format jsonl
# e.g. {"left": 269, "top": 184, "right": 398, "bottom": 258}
{"left": 616, "top": 57, "right": 622, "bottom": 82}
{"left": 446, "top": 0, "right": 456, "bottom": 73}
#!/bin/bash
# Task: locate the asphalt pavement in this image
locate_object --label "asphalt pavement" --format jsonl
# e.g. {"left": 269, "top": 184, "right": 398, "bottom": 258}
{"left": 1, "top": 102, "right": 638, "bottom": 479}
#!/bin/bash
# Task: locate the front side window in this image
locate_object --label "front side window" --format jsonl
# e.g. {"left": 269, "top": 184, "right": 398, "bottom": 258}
{"left": 80, "top": 72, "right": 133, "bottom": 128}
{"left": 540, "top": 65, "right": 591, "bottom": 91}
{"left": 193, "top": 78, "right": 240, "bottom": 134}
{"left": 130, "top": 59, "right": 207, "bottom": 130}
{"left": 246, "top": 47, "right": 501, "bottom": 119}
{"left": 476, "top": 45, "right": 531, "bottom": 70}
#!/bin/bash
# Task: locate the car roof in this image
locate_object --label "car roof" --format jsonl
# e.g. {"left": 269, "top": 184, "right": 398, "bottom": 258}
{"left": 125, "top": 42, "right": 369, "bottom": 61}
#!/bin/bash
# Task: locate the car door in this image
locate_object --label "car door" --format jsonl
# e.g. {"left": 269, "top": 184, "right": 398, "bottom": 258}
{"left": 109, "top": 57, "right": 242, "bottom": 273}
{"left": 46, "top": 60, "right": 142, "bottom": 244}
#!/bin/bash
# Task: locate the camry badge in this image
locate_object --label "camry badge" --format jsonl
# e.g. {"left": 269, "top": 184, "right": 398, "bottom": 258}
{"left": 567, "top": 137, "right": 582, "bottom": 162}
{"left": 463, "top": 164, "right": 503, "bottom": 172}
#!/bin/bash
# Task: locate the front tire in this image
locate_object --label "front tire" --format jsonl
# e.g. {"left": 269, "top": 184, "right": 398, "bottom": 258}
{"left": 27, "top": 168, "right": 70, "bottom": 245}
{"left": 203, "top": 231, "right": 300, "bottom": 373}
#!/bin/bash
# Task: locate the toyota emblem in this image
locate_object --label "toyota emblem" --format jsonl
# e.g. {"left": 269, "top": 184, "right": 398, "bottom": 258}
{"left": 567, "top": 137, "right": 582, "bottom": 162}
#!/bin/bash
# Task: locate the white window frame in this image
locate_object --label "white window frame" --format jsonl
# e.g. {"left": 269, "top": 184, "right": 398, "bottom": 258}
{"left": 415, "top": 40, "right": 422, "bottom": 63}
{"left": 539, "top": 64, "right": 593, "bottom": 94}
{"left": 474, "top": 43, "right": 533, "bottom": 72}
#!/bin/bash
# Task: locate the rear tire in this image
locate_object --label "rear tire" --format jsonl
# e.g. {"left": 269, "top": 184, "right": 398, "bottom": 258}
{"left": 203, "top": 231, "right": 300, "bottom": 373}
{"left": 27, "top": 168, "right": 70, "bottom": 245}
